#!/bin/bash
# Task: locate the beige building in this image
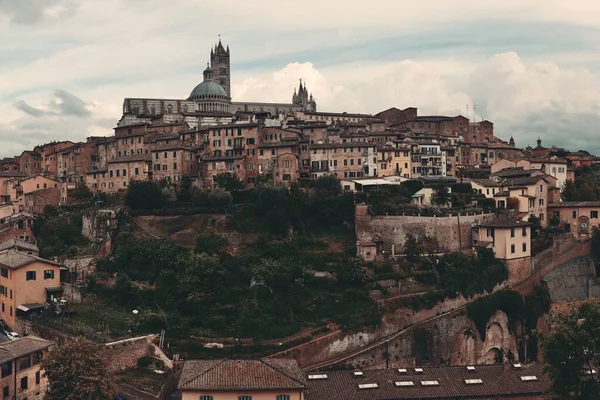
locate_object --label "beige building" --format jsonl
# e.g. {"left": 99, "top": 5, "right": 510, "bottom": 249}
{"left": 86, "top": 154, "right": 151, "bottom": 193}
{"left": 310, "top": 142, "right": 377, "bottom": 179}
{"left": 548, "top": 201, "right": 600, "bottom": 238}
{"left": 177, "top": 359, "right": 307, "bottom": 400}
{"left": 468, "top": 179, "right": 503, "bottom": 198}
{"left": 473, "top": 217, "right": 532, "bottom": 283}
{"left": 151, "top": 146, "right": 198, "bottom": 183}
{"left": 0, "top": 250, "right": 63, "bottom": 330}
{"left": 0, "top": 336, "right": 53, "bottom": 400}
{"left": 493, "top": 175, "right": 555, "bottom": 226}
{"left": 376, "top": 144, "right": 411, "bottom": 178}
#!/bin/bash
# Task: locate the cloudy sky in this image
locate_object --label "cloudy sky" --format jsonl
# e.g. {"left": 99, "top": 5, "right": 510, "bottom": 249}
{"left": 1, "top": 0, "right": 600, "bottom": 158}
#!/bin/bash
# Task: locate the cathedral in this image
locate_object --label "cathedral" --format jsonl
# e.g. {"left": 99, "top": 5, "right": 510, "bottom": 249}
{"left": 119, "top": 39, "right": 317, "bottom": 127}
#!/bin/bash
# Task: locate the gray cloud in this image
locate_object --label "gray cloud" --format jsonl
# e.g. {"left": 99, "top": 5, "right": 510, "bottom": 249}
{"left": 13, "top": 89, "right": 91, "bottom": 117}
{"left": 0, "top": 0, "right": 79, "bottom": 24}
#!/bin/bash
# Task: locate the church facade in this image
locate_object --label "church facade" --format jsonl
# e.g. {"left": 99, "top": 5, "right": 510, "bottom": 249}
{"left": 119, "top": 39, "right": 317, "bottom": 127}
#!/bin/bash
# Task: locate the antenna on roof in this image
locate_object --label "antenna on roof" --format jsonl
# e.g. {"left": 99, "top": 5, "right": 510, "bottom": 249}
{"left": 473, "top": 103, "right": 477, "bottom": 123}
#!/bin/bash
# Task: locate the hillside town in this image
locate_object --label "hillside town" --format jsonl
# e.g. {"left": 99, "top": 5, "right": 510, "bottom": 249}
{"left": 1, "top": 39, "right": 600, "bottom": 400}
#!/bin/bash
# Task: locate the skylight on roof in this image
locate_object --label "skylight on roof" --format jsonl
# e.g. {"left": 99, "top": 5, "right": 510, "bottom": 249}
{"left": 465, "top": 379, "right": 483, "bottom": 385}
{"left": 520, "top": 375, "right": 538, "bottom": 381}
{"left": 358, "top": 383, "right": 378, "bottom": 389}
{"left": 353, "top": 371, "right": 364, "bottom": 377}
{"left": 395, "top": 381, "right": 415, "bottom": 387}
{"left": 398, "top": 368, "right": 408, "bottom": 374}
{"left": 414, "top": 368, "right": 424, "bottom": 373}
{"left": 513, "top": 363, "right": 523, "bottom": 369}
{"left": 421, "top": 380, "right": 439, "bottom": 386}
{"left": 585, "top": 369, "right": 597, "bottom": 375}
{"left": 308, "top": 374, "right": 328, "bottom": 380}
{"left": 466, "top": 366, "right": 476, "bottom": 371}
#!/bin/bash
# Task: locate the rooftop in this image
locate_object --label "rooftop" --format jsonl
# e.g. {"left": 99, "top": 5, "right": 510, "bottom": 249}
{"left": 0, "top": 239, "right": 39, "bottom": 253}
{"left": 0, "top": 250, "right": 62, "bottom": 269}
{"left": 305, "top": 363, "right": 548, "bottom": 400}
{"left": 548, "top": 201, "right": 600, "bottom": 208}
{"left": 0, "top": 336, "right": 53, "bottom": 364}
{"left": 178, "top": 359, "right": 307, "bottom": 391}
{"left": 479, "top": 216, "right": 531, "bottom": 228}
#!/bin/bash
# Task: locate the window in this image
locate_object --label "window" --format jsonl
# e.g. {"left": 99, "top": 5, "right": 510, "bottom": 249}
{"left": 26, "top": 271, "right": 36, "bottom": 281}
{"left": 573, "top": 211, "right": 577, "bottom": 219}
{"left": 522, "top": 227, "right": 527, "bottom": 237}
{"left": 591, "top": 211, "right": 598, "bottom": 219}
{"left": 2, "top": 386, "right": 7, "bottom": 398}
{"left": 20, "top": 376, "right": 28, "bottom": 390}
{"left": 238, "top": 397, "right": 252, "bottom": 400}
{"left": 511, "top": 244, "right": 515, "bottom": 254}
{"left": 284, "top": 159, "right": 290, "bottom": 168}
{"left": 511, "top": 227, "right": 515, "bottom": 238}
{"left": 173, "top": 163, "right": 177, "bottom": 170}
{"left": 199, "top": 396, "right": 213, "bottom": 400}
{"left": 539, "top": 199, "right": 544, "bottom": 206}
{"left": 523, "top": 243, "right": 527, "bottom": 252}
{"left": 283, "top": 174, "right": 291, "bottom": 181}
{"left": 0, "top": 268, "right": 7, "bottom": 278}
{"left": 18, "top": 356, "right": 31, "bottom": 371}
{"left": 44, "top": 270, "right": 54, "bottom": 280}
{"left": 276, "top": 396, "right": 290, "bottom": 400}
{"left": 36, "top": 371, "right": 40, "bottom": 385}
{"left": 116, "top": 169, "right": 120, "bottom": 177}
{"left": 135, "top": 167, "right": 139, "bottom": 176}
{"left": 0, "top": 362, "right": 11, "bottom": 378}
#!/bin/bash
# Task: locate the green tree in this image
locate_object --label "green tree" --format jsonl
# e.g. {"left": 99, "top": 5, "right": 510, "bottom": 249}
{"left": 125, "top": 180, "right": 163, "bottom": 209}
{"left": 404, "top": 233, "right": 422, "bottom": 263}
{"left": 208, "top": 188, "right": 232, "bottom": 207}
{"left": 313, "top": 175, "right": 341, "bottom": 196}
{"left": 592, "top": 228, "right": 600, "bottom": 260}
{"left": 561, "top": 180, "right": 578, "bottom": 201}
{"left": 433, "top": 182, "right": 451, "bottom": 207}
{"left": 42, "top": 339, "right": 113, "bottom": 400}
{"left": 541, "top": 300, "right": 600, "bottom": 399}
{"left": 70, "top": 184, "right": 93, "bottom": 201}
{"left": 338, "top": 257, "right": 367, "bottom": 285}
{"left": 214, "top": 172, "right": 244, "bottom": 192}
{"left": 178, "top": 175, "right": 193, "bottom": 202}
{"left": 528, "top": 215, "right": 543, "bottom": 239}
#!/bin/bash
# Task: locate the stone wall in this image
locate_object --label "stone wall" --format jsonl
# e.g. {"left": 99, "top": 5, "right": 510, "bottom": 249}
{"left": 101, "top": 334, "right": 159, "bottom": 373}
{"left": 62, "top": 282, "right": 83, "bottom": 303}
{"left": 355, "top": 204, "right": 494, "bottom": 254}
{"left": 82, "top": 208, "right": 118, "bottom": 243}
{"left": 544, "top": 256, "right": 600, "bottom": 302}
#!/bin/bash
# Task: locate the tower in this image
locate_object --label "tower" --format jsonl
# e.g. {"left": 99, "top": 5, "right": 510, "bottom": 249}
{"left": 210, "top": 38, "right": 231, "bottom": 97}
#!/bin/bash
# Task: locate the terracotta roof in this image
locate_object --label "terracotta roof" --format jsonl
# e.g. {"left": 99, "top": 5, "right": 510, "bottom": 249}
{"left": 478, "top": 216, "right": 531, "bottom": 228}
{"left": 469, "top": 179, "right": 502, "bottom": 188}
{"left": 0, "top": 336, "right": 53, "bottom": 364}
{"left": 178, "top": 359, "right": 307, "bottom": 391}
{"left": 0, "top": 250, "right": 62, "bottom": 269}
{"left": 548, "top": 201, "right": 600, "bottom": 208}
{"left": 305, "top": 363, "right": 549, "bottom": 400}
{"left": 106, "top": 154, "right": 151, "bottom": 164}
{"left": 0, "top": 239, "right": 38, "bottom": 253}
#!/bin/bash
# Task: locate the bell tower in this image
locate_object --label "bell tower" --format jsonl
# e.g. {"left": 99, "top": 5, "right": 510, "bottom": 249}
{"left": 210, "top": 37, "right": 231, "bottom": 97}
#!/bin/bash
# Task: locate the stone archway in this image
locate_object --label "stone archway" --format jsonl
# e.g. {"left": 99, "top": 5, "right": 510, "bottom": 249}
{"left": 453, "top": 329, "right": 478, "bottom": 365}
{"left": 482, "top": 347, "right": 502, "bottom": 364}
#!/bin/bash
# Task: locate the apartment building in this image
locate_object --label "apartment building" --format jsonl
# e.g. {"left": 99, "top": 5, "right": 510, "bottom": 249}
{"left": 151, "top": 146, "right": 198, "bottom": 183}
{"left": 408, "top": 139, "right": 447, "bottom": 178}
{"left": 493, "top": 174, "right": 555, "bottom": 226}
{"left": 18, "top": 151, "right": 42, "bottom": 176}
{"left": 548, "top": 201, "right": 600, "bottom": 237}
{"left": 0, "top": 336, "right": 54, "bottom": 400}
{"left": 309, "top": 142, "right": 376, "bottom": 179}
{"left": 376, "top": 144, "right": 411, "bottom": 178}
{"left": 0, "top": 249, "right": 63, "bottom": 330}
{"left": 178, "top": 359, "right": 307, "bottom": 400}
{"left": 86, "top": 154, "right": 152, "bottom": 193}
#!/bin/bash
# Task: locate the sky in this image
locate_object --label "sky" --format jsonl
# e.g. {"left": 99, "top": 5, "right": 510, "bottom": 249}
{"left": 1, "top": 0, "right": 600, "bottom": 158}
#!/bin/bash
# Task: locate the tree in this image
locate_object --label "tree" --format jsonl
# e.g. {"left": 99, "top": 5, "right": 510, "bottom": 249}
{"left": 208, "top": 188, "right": 232, "bottom": 207}
{"left": 313, "top": 175, "right": 341, "bottom": 196}
{"left": 125, "top": 180, "right": 163, "bottom": 209}
{"left": 70, "top": 184, "right": 93, "bottom": 201}
{"left": 541, "top": 300, "right": 600, "bottom": 399}
{"left": 42, "top": 339, "right": 113, "bottom": 400}
{"left": 178, "top": 175, "right": 193, "bottom": 202}
{"left": 404, "top": 233, "right": 422, "bottom": 263}
{"left": 592, "top": 228, "right": 600, "bottom": 260}
{"left": 432, "top": 182, "right": 451, "bottom": 207}
{"left": 506, "top": 196, "right": 520, "bottom": 210}
{"left": 528, "top": 215, "right": 543, "bottom": 239}
{"left": 214, "top": 173, "right": 244, "bottom": 192}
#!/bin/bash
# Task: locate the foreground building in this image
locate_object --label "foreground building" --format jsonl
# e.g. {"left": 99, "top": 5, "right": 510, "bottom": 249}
{"left": 0, "top": 249, "right": 64, "bottom": 330}
{"left": 178, "top": 358, "right": 307, "bottom": 400}
{"left": 304, "top": 363, "right": 550, "bottom": 400}
{"left": 0, "top": 335, "right": 53, "bottom": 399}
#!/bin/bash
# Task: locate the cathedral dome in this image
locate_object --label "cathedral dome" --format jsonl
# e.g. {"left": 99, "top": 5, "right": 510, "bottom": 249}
{"left": 188, "top": 81, "right": 228, "bottom": 100}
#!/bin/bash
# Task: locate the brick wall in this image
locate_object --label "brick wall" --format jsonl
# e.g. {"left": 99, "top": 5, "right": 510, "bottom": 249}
{"left": 101, "top": 334, "right": 159, "bottom": 373}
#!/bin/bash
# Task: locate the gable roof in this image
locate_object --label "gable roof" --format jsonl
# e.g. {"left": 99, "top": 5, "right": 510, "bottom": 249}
{"left": 0, "top": 239, "right": 39, "bottom": 253}
{"left": 0, "top": 250, "right": 62, "bottom": 269}
{"left": 305, "top": 363, "right": 549, "bottom": 400}
{"left": 0, "top": 336, "right": 53, "bottom": 364}
{"left": 178, "top": 359, "right": 307, "bottom": 391}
